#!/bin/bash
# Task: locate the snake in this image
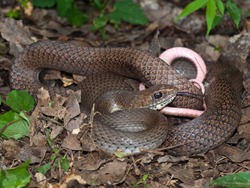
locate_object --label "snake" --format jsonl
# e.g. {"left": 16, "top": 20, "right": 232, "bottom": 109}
{"left": 10, "top": 41, "right": 242, "bottom": 156}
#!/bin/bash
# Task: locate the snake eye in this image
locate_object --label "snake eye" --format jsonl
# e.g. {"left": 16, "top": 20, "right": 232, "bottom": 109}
{"left": 153, "top": 92, "right": 163, "bottom": 99}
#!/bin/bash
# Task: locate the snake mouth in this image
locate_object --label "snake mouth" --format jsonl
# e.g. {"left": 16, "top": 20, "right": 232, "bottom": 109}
{"left": 176, "top": 91, "right": 204, "bottom": 100}
{"left": 149, "top": 95, "right": 177, "bottom": 110}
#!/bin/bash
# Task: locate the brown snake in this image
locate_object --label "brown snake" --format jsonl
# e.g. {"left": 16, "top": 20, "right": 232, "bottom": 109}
{"left": 10, "top": 41, "right": 242, "bottom": 156}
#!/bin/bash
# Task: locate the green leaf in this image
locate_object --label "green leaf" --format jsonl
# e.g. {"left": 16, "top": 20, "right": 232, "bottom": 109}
{"left": 19, "top": 0, "right": 30, "bottom": 8}
{"left": 31, "top": 0, "right": 56, "bottom": 8}
{"left": 19, "top": 111, "right": 30, "bottom": 124}
{"left": 37, "top": 163, "right": 51, "bottom": 174}
{"left": 0, "top": 110, "right": 29, "bottom": 140}
{"left": 0, "top": 160, "right": 30, "bottom": 188}
{"left": 211, "top": 14, "right": 223, "bottom": 29}
{"left": 6, "top": 9, "right": 20, "bottom": 19}
{"left": 56, "top": 0, "right": 73, "bottom": 17}
{"left": 216, "top": 0, "right": 225, "bottom": 15}
{"left": 142, "top": 174, "right": 149, "bottom": 182}
{"left": 226, "top": 0, "right": 241, "bottom": 28}
{"left": 51, "top": 153, "right": 57, "bottom": 162}
{"left": 47, "top": 136, "right": 59, "bottom": 154}
{"left": 176, "top": 0, "right": 208, "bottom": 21}
{"left": 206, "top": 0, "right": 217, "bottom": 36}
{"left": 5, "top": 90, "right": 35, "bottom": 113}
{"left": 60, "top": 155, "right": 70, "bottom": 172}
{"left": 91, "top": 0, "right": 105, "bottom": 11}
{"left": 210, "top": 172, "right": 250, "bottom": 187}
{"left": 108, "top": 0, "right": 148, "bottom": 26}
{"left": 66, "top": 6, "right": 89, "bottom": 27}
{"left": 92, "top": 15, "right": 109, "bottom": 31}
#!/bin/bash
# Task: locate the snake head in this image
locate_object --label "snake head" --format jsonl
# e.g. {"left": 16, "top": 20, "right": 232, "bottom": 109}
{"left": 131, "top": 84, "right": 178, "bottom": 110}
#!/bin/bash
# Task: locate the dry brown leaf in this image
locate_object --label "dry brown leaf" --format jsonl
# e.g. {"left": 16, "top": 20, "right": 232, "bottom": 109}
{"left": 50, "top": 126, "right": 64, "bottom": 140}
{"left": 60, "top": 173, "right": 87, "bottom": 188}
{"left": 77, "top": 159, "right": 127, "bottom": 185}
{"left": 240, "top": 107, "right": 250, "bottom": 124}
{"left": 62, "top": 134, "right": 82, "bottom": 151}
{"left": 238, "top": 123, "right": 250, "bottom": 140}
{"left": 77, "top": 152, "right": 107, "bottom": 171}
{"left": 1, "top": 140, "right": 21, "bottom": 163}
{"left": 0, "top": 18, "right": 35, "bottom": 56}
{"left": 181, "top": 178, "right": 210, "bottom": 188}
{"left": 34, "top": 172, "right": 52, "bottom": 188}
{"left": 80, "top": 135, "right": 96, "bottom": 152}
{"left": 169, "top": 166, "right": 195, "bottom": 186}
{"left": 18, "top": 146, "right": 47, "bottom": 164}
{"left": 216, "top": 144, "right": 250, "bottom": 162}
{"left": 64, "top": 91, "right": 81, "bottom": 127}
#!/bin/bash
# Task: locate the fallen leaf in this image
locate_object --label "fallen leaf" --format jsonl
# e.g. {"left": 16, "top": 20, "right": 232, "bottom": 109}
{"left": 18, "top": 146, "right": 47, "bottom": 164}
{"left": 169, "top": 166, "right": 195, "bottom": 186}
{"left": 0, "top": 18, "right": 35, "bottom": 56}
{"left": 216, "top": 144, "right": 250, "bottom": 162}
{"left": 62, "top": 134, "right": 82, "bottom": 151}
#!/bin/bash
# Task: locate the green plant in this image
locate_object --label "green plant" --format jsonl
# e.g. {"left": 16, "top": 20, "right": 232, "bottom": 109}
{"left": 91, "top": 0, "right": 148, "bottom": 37}
{"left": 210, "top": 172, "right": 250, "bottom": 187}
{"left": 37, "top": 135, "right": 70, "bottom": 175}
{"left": 0, "top": 160, "right": 30, "bottom": 188}
{"left": 9, "top": 0, "right": 148, "bottom": 37}
{"left": 132, "top": 174, "right": 149, "bottom": 188}
{"left": 31, "top": 0, "right": 89, "bottom": 27}
{"left": 176, "top": 0, "right": 241, "bottom": 36}
{"left": 0, "top": 90, "right": 35, "bottom": 140}
{"left": 6, "top": 0, "right": 30, "bottom": 19}
{"left": 6, "top": 9, "right": 20, "bottom": 19}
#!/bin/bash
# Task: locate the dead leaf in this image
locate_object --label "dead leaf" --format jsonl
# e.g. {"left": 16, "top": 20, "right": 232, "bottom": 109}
{"left": 40, "top": 94, "right": 68, "bottom": 119}
{"left": 32, "top": 132, "right": 47, "bottom": 147}
{"left": 169, "top": 166, "right": 195, "bottom": 186}
{"left": 64, "top": 91, "right": 81, "bottom": 127}
{"left": 77, "top": 152, "right": 107, "bottom": 171}
{"left": 18, "top": 146, "right": 47, "bottom": 164}
{"left": 157, "top": 154, "right": 188, "bottom": 163}
{"left": 0, "top": 18, "right": 36, "bottom": 56}
{"left": 80, "top": 135, "right": 96, "bottom": 152}
{"left": 238, "top": 123, "right": 250, "bottom": 140}
{"left": 50, "top": 126, "right": 64, "bottom": 140}
{"left": 77, "top": 154, "right": 128, "bottom": 185}
{"left": 62, "top": 134, "right": 82, "bottom": 151}
{"left": 60, "top": 173, "right": 87, "bottom": 188}
{"left": 180, "top": 178, "right": 210, "bottom": 188}
{"left": 240, "top": 107, "right": 250, "bottom": 124}
{"left": 1, "top": 140, "right": 21, "bottom": 163}
{"left": 88, "top": 160, "right": 127, "bottom": 185}
{"left": 201, "top": 168, "right": 219, "bottom": 179}
{"left": 34, "top": 172, "right": 52, "bottom": 188}
{"left": 216, "top": 144, "right": 250, "bottom": 162}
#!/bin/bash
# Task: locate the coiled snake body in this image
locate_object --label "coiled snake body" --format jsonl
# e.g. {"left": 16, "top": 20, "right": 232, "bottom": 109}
{"left": 10, "top": 41, "right": 242, "bottom": 156}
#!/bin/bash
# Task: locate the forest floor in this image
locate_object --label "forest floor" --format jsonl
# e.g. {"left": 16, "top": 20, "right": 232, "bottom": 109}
{"left": 1, "top": 0, "right": 250, "bottom": 187}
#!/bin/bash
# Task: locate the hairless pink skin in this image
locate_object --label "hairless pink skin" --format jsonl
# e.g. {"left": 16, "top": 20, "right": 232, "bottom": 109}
{"left": 160, "top": 107, "right": 204, "bottom": 118}
{"left": 140, "top": 47, "right": 207, "bottom": 118}
{"left": 160, "top": 47, "right": 206, "bottom": 117}
{"left": 139, "top": 83, "right": 204, "bottom": 117}
{"left": 159, "top": 47, "right": 207, "bottom": 93}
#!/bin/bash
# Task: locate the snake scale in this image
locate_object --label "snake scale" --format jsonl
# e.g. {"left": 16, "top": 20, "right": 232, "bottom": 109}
{"left": 10, "top": 41, "right": 242, "bottom": 156}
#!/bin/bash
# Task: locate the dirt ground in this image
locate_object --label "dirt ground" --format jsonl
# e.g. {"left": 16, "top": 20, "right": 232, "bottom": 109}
{"left": 1, "top": 0, "right": 250, "bottom": 187}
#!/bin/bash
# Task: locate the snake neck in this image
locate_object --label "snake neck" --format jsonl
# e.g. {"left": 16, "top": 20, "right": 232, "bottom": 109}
{"left": 94, "top": 90, "right": 137, "bottom": 114}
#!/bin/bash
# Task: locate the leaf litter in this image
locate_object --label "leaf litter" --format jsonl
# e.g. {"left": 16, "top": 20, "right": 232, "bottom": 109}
{"left": 0, "top": 1, "right": 250, "bottom": 187}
